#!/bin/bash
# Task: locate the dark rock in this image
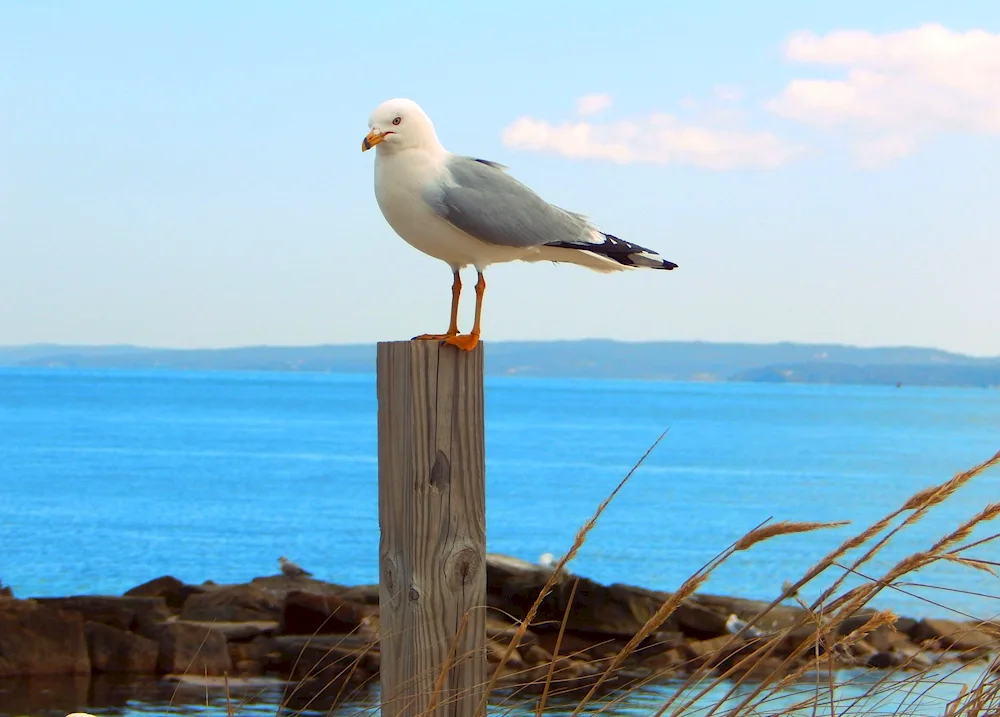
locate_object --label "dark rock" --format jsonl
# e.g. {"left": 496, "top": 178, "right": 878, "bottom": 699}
{"left": 32, "top": 596, "right": 170, "bottom": 637}
{"left": 690, "top": 594, "right": 809, "bottom": 633}
{"left": 682, "top": 635, "right": 745, "bottom": 668}
{"left": 269, "top": 639, "right": 378, "bottom": 684}
{"left": 533, "top": 630, "right": 614, "bottom": 662}
{"left": 85, "top": 621, "right": 159, "bottom": 673}
{"left": 643, "top": 646, "right": 688, "bottom": 674}
{"left": 154, "top": 622, "right": 231, "bottom": 676}
{"left": 233, "top": 659, "right": 263, "bottom": 676}
{"left": 866, "top": 625, "right": 917, "bottom": 653}
{"left": 486, "top": 625, "right": 538, "bottom": 648}
{"left": 909, "top": 618, "right": 998, "bottom": 651}
{"left": 487, "top": 555, "right": 669, "bottom": 637}
{"left": 181, "top": 584, "right": 282, "bottom": 623}
{"left": 867, "top": 651, "right": 905, "bottom": 669}
{"left": 341, "top": 584, "right": 380, "bottom": 606}
{"left": 281, "top": 591, "right": 368, "bottom": 635}
{"left": 519, "top": 644, "right": 553, "bottom": 665}
{"left": 672, "top": 602, "right": 729, "bottom": 639}
{"left": 125, "top": 576, "right": 205, "bottom": 611}
{"left": 0, "top": 600, "right": 90, "bottom": 676}
{"left": 638, "top": 630, "right": 687, "bottom": 655}
{"left": 487, "top": 640, "right": 525, "bottom": 668}
{"left": 249, "top": 575, "right": 349, "bottom": 600}
{"left": 175, "top": 620, "right": 278, "bottom": 641}
{"left": 269, "top": 634, "right": 377, "bottom": 662}
{"left": 772, "top": 625, "right": 824, "bottom": 657}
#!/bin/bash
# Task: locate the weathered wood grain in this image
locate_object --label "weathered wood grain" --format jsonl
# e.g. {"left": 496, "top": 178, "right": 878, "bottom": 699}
{"left": 377, "top": 341, "right": 487, "bottom": 717}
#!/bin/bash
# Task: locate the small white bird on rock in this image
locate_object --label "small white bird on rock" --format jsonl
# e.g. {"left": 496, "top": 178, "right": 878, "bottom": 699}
{"left": 362, "top": 98, "right": 678, "bottom": 351}
{"left": 278, "top": 556, "right": 312, "bottom": 578}
{"left": 725, "top": 613, "right": 764, "bottom": 638}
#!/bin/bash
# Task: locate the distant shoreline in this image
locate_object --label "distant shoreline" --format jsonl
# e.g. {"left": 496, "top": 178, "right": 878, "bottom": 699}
{"left": 1, "top": 340, "right": 999, "bottom": 388}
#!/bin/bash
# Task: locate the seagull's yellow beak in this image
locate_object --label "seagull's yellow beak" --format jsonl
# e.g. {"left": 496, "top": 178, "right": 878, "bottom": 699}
{"left": 362, "top": 129, "right": 386, "bottom": 152}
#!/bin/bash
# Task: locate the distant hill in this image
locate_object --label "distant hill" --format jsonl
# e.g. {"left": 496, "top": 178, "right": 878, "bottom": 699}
{"left": 1, "top": 340, "right": 998, "bottom": 388}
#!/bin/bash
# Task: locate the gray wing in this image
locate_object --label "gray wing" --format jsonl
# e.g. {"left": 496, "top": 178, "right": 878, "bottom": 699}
{"left": 422, "top": 155, "right": 595, "bottom": 249}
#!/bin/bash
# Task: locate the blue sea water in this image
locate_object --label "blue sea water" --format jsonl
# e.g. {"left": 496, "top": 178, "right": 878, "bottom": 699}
{"left": 0, "top": 367, "right": 998, "bottom": 716}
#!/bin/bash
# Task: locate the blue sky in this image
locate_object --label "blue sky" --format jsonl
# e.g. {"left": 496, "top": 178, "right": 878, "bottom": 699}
{"left": 3, "top": 1, "right": 999, "bottom": 355}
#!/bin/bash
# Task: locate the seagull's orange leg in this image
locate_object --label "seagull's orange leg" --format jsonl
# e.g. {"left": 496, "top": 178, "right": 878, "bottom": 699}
{"left": 413, "top": 270, "right": 461, "bottom": 341}
{"left": 444, "top": 272, "right": 485, "bottom": 351}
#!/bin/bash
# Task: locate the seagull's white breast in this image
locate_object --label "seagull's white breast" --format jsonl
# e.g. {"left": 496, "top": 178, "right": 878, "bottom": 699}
{"left": 373, "top": 149, "right": 532, "bottom": 270}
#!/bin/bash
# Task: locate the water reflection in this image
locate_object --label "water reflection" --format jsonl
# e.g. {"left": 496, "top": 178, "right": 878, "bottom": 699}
{"left": 0, "top": 664, "right": 993, "bottom": 717}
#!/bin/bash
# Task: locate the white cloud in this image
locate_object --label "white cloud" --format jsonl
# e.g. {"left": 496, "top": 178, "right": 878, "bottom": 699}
{"left": 575, "top": 93, "right": 612, "bottom": 116}
{"left": 767, "top": 23, "right": 1000, "bottom": 166}
{"left": 502, "top": 95, "right": 803, "bottom": 170}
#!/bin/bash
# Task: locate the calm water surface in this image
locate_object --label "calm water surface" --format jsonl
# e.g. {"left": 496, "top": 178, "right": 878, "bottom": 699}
{"left": 0, "top": 368, "right": 998, "bottom": 716}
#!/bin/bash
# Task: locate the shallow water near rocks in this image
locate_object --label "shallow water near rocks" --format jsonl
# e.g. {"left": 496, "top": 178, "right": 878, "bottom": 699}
{"left": 1, "top": 367, "right": 998, "bottom": 716}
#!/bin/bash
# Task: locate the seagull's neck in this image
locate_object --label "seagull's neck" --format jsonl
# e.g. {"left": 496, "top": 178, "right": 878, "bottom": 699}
{"left": 376, "top": 143, "right": 448, "bottom": 179}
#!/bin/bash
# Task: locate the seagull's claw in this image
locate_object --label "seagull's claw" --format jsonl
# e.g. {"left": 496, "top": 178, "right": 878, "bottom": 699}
{"left": 412, "top": 332, "right": 458, "bottom": 341}
{"left": 443, "top": 333, "right": 480, "bottom": 352}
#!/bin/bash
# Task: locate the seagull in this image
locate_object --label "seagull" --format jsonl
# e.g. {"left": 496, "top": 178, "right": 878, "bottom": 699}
{"left": 725, "top": 613, "right": 764, "bottom": 638}
{"left": 362, "top": 98, "right": 678, "bottom": 351}
{"left": 278, "top": 556, "right": 312, "bottom": 578}
{"left": 538, "top": 552, "right": 557, "bottom": 568}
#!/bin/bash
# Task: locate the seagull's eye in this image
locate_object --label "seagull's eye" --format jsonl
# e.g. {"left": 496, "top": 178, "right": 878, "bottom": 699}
{"left": 392, "top": 116, "right": 402, "bottom": 126}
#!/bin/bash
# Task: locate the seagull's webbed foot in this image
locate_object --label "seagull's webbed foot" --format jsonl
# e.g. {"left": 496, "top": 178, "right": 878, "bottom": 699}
{"left": 412, "top": 332, "right": 459, "bottom": 341}
{"left": 443, "top": 333, "right": 481, "bottom": 352}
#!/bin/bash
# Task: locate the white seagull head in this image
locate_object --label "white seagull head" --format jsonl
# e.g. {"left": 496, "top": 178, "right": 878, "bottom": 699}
{"left": 363, "top": 98, "right": 441, "bottom": 154}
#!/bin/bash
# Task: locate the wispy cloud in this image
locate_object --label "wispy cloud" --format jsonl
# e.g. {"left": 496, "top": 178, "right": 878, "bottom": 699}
{"left": 766, "top": 23, "right": 1000, "bottom": 167}
{"left": 575, "top": 93, "right": 612, "bottom": 116}
{"left": 504, "top": 24, "right": 1000, "bottom": 171}
{"left": 502, "top": 94, "right": 804, "bottom": 171}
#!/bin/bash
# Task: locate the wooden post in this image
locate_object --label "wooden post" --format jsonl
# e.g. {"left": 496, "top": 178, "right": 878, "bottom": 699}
{"left": 377, "top": 341, "right": 487, "bottom": 717}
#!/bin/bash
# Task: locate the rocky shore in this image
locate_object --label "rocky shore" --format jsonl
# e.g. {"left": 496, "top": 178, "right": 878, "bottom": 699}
{"left": 2, "top": 555, "right": 997, "bottom": 709}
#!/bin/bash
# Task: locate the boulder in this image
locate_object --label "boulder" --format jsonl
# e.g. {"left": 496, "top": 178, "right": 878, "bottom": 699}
{"left": 487, "top": 639, "right": 525, "bottom": 668}
{"left": 671, "top": 602, "right": 729, "bottom": 639}
{"left": 181, "top": 584, "right": 282, "bottom": 623}
{"left": 175, "top": 620, "right": 278, "bottom": 641}
{"left": 85, "top": 621, "right": 159, "bottom": 673}
{"left": 487, "top": 555, "right": 673, "bottom": 638}
{"left": 268, "top": 638, "right": 379, "bottom": 684}
{"left": 341, "top": 584, "right": 380, "bottom": 606}
{"left": 866, "top": 625, "right": 918, "bottom": 653}
{"left": 125, "top": 576, "right": 205, "bottom": 611}
{"left": 643, "top": 646, "right": 688, "bottom": 674}
{"left": 909, "top": 618, "right": 998, "bottom": 652}
{"left": 867, "top": 651, "right": 905, "bottom": 669}
{"left": 682, "top": 635, "right": 744, "bottom": 669}
{"left": 281, "top": 591, "right": 368, "bottom": 635}
{"left": 154, "top": 622, "right": 231, "bottom": 676}
{"left": 0, "top": 599, "right": 90, "bottom": 676}
{"left": 32, "top": 596, "right": 170, "bottom": 637}
{"left": 249, "top": 575, "right": 349, "bottom": 600}
{"left": 690, "top": 593, "right": 809, "bottom": 632}
{"left": 519, "top": 644, "right": 553, "bottom": 665}
{"left": 486, "top": 624, "right": 538, "bottom": 648}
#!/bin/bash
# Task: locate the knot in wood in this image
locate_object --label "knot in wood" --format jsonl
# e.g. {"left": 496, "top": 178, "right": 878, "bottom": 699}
{"left": 429, "top": 449, "right": 451, "bottom": 490}
{"left": 380, "top": 554, "right": 400, "bottom": 607}
{"left": 408, "top": 585, "right": 421, "bottom": 603}
{"left": 445, "top": 546, "right": 483, "bottom": 589}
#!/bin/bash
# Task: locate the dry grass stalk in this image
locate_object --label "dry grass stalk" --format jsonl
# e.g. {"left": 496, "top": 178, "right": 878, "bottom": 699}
{"left": 534, "top": 576, "right": 580, "bottom": 717}
{"left": 903, "top": 449, "right": 1000, "bottom": 511}
{"left": 211, "top": 446, "right": 998, "bottom": 717}
{"left": 938, "top": 554, "right": 1000, "bottom": 576}
{"left": 471, "top": 429, "right": 670, "bottom": 716}
{"left": 928, "top": 502, "right": 1000, "bottom": 555}
{"left": 733, "top": 520, "right": 849, "bottom": 551}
